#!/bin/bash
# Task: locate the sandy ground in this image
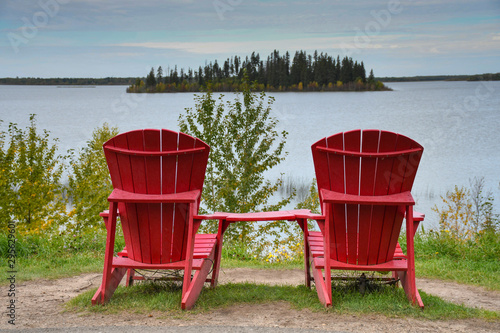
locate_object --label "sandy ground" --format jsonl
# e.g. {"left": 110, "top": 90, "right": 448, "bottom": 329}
{"left": 1, "top": 268, "right": 499, "bottom": 332}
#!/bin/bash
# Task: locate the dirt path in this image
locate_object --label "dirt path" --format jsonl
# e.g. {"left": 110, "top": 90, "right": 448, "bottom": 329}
{"left": 1, "top": 269, "right": 499, "bottom": 332}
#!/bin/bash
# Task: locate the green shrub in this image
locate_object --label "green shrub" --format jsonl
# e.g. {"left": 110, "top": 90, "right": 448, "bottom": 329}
{"left": 0, "top": 115, "right": 67, "bottom": 235}
{"left": 179, "top": 76, "right": 294, "bottom": 248}
{"left": 66, "top": 124, "right": 119, "bottom": 233}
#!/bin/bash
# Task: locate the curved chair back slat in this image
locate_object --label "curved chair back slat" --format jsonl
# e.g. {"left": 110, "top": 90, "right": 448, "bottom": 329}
{"left": 103, "top": 129, "right": 209, "bottom": 264}
{"left": 312, "top": 129, "right": 423, "bottom": 265}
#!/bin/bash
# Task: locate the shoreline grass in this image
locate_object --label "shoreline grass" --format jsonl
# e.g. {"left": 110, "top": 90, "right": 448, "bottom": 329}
{"left": 2, "top": 231, "right": 499, "bottom": 321}
{"left": 2, "top": 232, "right": 499, "bottom": 291}
{"left": 67, "top": 281, "right": 499, "bottom": 320}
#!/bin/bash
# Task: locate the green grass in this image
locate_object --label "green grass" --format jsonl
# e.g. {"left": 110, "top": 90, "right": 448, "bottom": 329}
{"left": 4, "top": 252, "right": 103, "bottom": 281}
{"left": 4, "top": 230, "right": 500, "bottom": 321}
{"left": 3, "top": 231, "right": 500, "bottom": 292}
{"left": 410, "top": 230, "right": 500, "bottom": 290}
{"left": 416, "top": 258, "right": 500, "bottom": 290}
{"left": 0, "top": 232, "right": 121, "bottom": 283}
{"left": 68, "top": 281, "right": 499, "bottom": 320}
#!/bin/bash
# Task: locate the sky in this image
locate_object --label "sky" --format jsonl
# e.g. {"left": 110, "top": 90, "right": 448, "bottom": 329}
{"left": 0, "top": 0, "right": 499, "bottom": 78}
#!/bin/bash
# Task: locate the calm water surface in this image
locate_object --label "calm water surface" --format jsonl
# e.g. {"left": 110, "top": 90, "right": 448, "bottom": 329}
{"left": 1, "top": 81, "right": 499, "bottom": 228}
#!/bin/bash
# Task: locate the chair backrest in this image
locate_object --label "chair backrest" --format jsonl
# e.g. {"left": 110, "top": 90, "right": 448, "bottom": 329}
{"left": 103, "top": 129, "right": 209, "bottom": 264}
{"left": 312, "top": 130, "right": 423, "bottom": 265}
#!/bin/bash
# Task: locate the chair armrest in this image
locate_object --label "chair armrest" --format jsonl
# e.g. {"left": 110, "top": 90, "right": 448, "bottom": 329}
{"left": 293, "top": 210, "right": 325, "bottom": 221}
{"left": 108, "top": 189, "right": 200, "bottom": 203}
{"left": 193, "top": 212, "right": 229, "bottom": 220}
{"left": 320, "top": 189, "right": 415, "bottom": 205}
{"left": 99, "top": 210, "right": 121, "bottom": 218}
{"left": 414, "top": 211, "right": 425, "bottom": 222}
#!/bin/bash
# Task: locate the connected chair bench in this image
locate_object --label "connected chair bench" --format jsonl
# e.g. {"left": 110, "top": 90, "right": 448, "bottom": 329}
{"left": 91, "top": 129, "right": 425, "bottom": 310}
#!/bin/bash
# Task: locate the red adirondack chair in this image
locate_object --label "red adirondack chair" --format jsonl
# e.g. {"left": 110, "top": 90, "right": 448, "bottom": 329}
{"left": 91, "top": 129, "right": 221, "bottom": 310}
{"left": 303, "top": 130, "right": 425, "bottom": 308}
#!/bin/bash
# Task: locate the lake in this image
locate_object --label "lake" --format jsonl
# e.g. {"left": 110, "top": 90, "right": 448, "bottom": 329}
{"left": 1, "top": 81, "right": 499, "bottom": 228}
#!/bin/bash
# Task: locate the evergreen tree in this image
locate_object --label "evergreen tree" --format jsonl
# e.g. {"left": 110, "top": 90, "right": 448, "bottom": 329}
{"left": 368, "top": 69, "right": 375, "bottom": 83}
{"left": 145, "top": 67, "right": 156, "bottom": 89}
{"left": 156, "top": 66, "right": 163, "bottom": 83}
{"left": 133, "top": 50, "right": 386, "bottom": 93}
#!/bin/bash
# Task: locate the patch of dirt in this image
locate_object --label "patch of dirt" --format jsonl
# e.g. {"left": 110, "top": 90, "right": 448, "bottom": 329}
{"left": 1, "top": 269, "right": 499, "bottom": 332}
{"left": 416, "top": 278, "right": 500, "bottom": 312}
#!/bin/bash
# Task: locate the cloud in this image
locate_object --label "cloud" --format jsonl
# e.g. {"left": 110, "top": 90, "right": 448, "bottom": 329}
{"left": 1, "top": 0, "right": 499, "bottom": 77}
{"left": 113, "top": 35, "right": 403, "bottom": 54}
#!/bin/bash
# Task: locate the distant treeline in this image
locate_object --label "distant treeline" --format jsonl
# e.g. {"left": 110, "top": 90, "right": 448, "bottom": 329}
{"left": 3, "top": 72, "right": 497, "bottom": 87}
{"left": 127, "top": 50, "right": 389, "bottom": 93}
{"left": 0, "top": 77, "right": 136, "bottom": 85}
{"left": 379, "top": 73, "right": 500, "bottom": 82}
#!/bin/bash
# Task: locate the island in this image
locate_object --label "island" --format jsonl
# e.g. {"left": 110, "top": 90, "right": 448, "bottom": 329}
{"left": 126, "top": 50, "right": 390, "bottom": 93}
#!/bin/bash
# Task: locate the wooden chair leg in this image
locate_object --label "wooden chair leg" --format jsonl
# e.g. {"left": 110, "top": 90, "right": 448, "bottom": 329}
{"left": 402, "top": 205, "right": 424, "bottom": 308}
{"left": 92, "top": 202, "right": 127, "bottom": 305}
{"left": 397, "top": 270, "right": 424, "bottom": 308}
{"left": 392, "top": 271, "right": 399, "bottom": 287}
{"left": 210, "top": 246, "right": 222, "bottom": 288}
{"left": 181, "top": 256, "right": 214, "bottom": 310}
{"left": 91, "top": 267, "right": 127, "bottom": 305}
{"left": 210, "top": 219, "right": 229, "bottom": 288}
{"left": 304, "top": 249, "right": 312, "bottom": 288}
{"left": 312, "top": 266, "right": 332, "bottom": 307}
{"left": 126, "top": 269, "right": 135, "bottom": 287}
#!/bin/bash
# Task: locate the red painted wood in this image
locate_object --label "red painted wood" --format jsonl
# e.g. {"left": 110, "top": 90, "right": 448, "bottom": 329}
{"left": 325, "top": 133, "right": 345, "bottom": 193}
{"left": 358, "top": 130, "right": 380, "bottom": 265}
{"left": 320, "top": 189, "right": 415, "bottom": 205}
{"left": 112, "top": 256, "right": 206, "bottom": 270}
{"left": 161, "top": 130, "right": 179, "bottom": 264}
{"left": 91, "top": 267, "right": 127, "bottom": 305}
{"left": 189, "top": 134, "right": 210, "bottom": 196}
{"left": 381, "top": 134, "right": 414, "bottom": 263}
{"left": 343, "top": 130, "right": 361, "bottom": 265}
{"left": 127, "top": 130, "right": 151, "bottom": 264}
{"left": 326, "top": 133, "right": 345, "bottom": 262}
{"left": 97, "top": 129, "right": 214, "bottom": 309}
{"left": 105, "top": 145, "right": 206, "bottom": 156}
{"left": 311, "top": 138, "right": 330, "bottom": 205}
{"left": 310, "top": 130, "right": 424, "bottom": 308}
{"left": 115, "top": 133, "right": 143, "bottom": 262}
{"left": 369, "top": 131, "right": 398, "bottom": 265}
{"left": 108, "top": 189, "right": 200, "bottom": 203}
{"left": 181, "top": 206, "right": 194, "bottom": 306}
{"left": 172, "top": 132, "right": 195, "bottom": 262}
{"left": 312, "top": 266, "right": 331, "bottom": 307}
{"left": 224, "top": 211, "right": 297, "bottom": 221}
{"left": 316, "top": 146, "right": 422, "bottom": 158}
{"left": 313, "top": 257, "right": 408, "bottom": 271}
{"left": 98, "top": 201, "right": 119, "bottom": 303}
{"left": 144, "top": 130, "right": 162, "bottom": 264}
{"left": 181, "top": 243, "right": 216, "bottom": 310}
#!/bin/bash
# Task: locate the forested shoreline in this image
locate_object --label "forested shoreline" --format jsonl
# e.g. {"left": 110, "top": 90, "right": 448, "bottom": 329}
{"left": 1, "top": 50, "right": 497, "bottom": 91}
{"left": 0, "top": 77, "right": 136, "bottom": 86}
{"left": 127, "top": 50, "right": 388, "bottom": 93}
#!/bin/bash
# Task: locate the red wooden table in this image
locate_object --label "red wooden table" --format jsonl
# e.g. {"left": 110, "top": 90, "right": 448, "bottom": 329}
{"left": 194, "top": 209, "right": 321, "bottom": 286}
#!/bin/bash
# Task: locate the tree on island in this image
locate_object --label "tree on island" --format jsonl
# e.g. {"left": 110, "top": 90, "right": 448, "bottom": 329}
{"left": 127, "top": 50, "right": 390, "bottom": 93}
